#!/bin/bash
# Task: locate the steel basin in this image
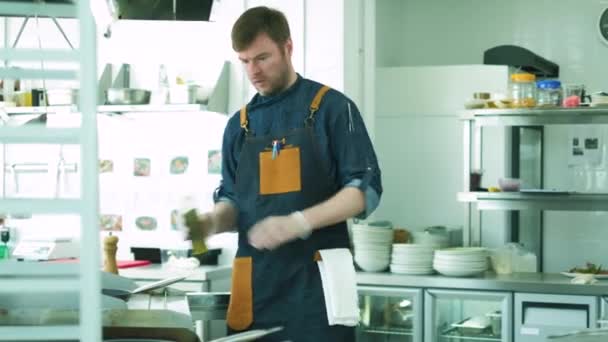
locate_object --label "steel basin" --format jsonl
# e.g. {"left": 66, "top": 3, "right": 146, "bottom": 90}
{"left": 186, "top": 292, "right": 230, "bottom": 321}
{"left": 106, "top": 88, "right": 151, "bottom": 105}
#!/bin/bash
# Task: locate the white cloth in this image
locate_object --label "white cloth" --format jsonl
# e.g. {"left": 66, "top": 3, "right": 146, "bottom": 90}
{"left": 571, "top": 273, "right": 598, "bottom": 285}
{"left": 317, "top": 248, "right": 359, "bottom": 326}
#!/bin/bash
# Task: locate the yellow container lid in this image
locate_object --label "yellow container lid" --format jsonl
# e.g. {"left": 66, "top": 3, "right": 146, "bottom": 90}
{"left": 511, "top": 73, "right": 536, "bottom": 82}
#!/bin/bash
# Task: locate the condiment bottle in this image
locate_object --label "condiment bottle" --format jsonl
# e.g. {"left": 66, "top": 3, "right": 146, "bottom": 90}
{"left": 103, "top": 233, "right": 119, "bottom": 274}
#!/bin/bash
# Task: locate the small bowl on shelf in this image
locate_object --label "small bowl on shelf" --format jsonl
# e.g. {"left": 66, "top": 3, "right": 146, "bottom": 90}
{"left": 498, "top": 178, "right": 521, "bottom": 192}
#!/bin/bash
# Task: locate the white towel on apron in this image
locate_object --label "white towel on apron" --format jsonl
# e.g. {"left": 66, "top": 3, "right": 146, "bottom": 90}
{"left": 317, "top": 248, "right": 359, "bottom": 326}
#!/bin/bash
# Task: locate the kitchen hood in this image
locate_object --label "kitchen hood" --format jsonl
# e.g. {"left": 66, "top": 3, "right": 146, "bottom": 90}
{"left": 111, "top": 0, "right": 214, "bottom": 21}
{"left": 483, "top": 45, "right": 559, "bottom": 78}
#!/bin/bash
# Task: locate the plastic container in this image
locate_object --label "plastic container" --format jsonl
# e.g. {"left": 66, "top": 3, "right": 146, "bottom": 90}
{"left": 509, "top": 73, "right": 536, "bottom": 108}
{"left": 563, "top": 84, "right": 585, "bottom": 107}
{"left": 536, "top": 80, "right": 562, "bottom": 108}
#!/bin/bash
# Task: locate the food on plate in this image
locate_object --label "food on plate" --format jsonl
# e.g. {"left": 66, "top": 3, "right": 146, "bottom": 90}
{"left": 568, "top": 262, "right": 608, "bottom": 274}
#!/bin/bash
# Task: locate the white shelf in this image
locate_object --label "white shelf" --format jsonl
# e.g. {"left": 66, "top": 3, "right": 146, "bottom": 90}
{"left": 2, "top": 105, "right": 75, "bottom": 115}
{"left": 98, "top": 103, "right": 208, "bottom": 113}
{"left": 0, "top": 126, "right": 80, "bottom": 144}
{"left": 0, "top": 67, "right": 77, "bottom": 80}
{"left": 0, "top": 48, "right": 79, "bottom": 62}
{"left": 0, "top": 261, "right": 78, "bottom": 276}
{"left": 0, "top": 198, "right": 83, "bottom": 214}
{"left": 0, "top": 1, "right": 76, "bottom": 18}
{"left": 458, "top": 192, "right": 608, "bottom": 211}
{"left": 1, "top": 277, "right": 79, "bottom": 293}
{"left": 3, "top": 104, "right": 210, "bottom": 115}
{"left": 0, "top": 326, "right": 80, "bottom": 341}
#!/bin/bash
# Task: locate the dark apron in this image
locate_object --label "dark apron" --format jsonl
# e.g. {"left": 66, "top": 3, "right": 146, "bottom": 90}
{"left": 225, "top": 86, "right": 354, "bottom": 341}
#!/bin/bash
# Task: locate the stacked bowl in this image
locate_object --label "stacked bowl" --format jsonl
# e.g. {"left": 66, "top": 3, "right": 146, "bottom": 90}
{"left": 352, "top": 221, "right": 393, "bottom": 272}
{"left": 411, "top": 230, "right": 450, "bottom": 249}
{"left": 390, "top": 244, "right": 435, "bottom": 275}
{"left": 433, "top": 247, "right": 488, "bottom": 277}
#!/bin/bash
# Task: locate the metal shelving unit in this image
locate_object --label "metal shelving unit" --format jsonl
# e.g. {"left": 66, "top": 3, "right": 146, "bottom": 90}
{"left": 0, "top": 0, "right": 100, "bottom": 341}
{"left": 459, "top": 107, "right": 608, "bottom": 246}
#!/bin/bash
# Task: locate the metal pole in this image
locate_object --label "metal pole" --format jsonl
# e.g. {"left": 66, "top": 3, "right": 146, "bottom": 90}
{"left": 11, "top": 17, "right": 29, "bottom": 49}
{"left": 51, "top": 17, "right": 75, "bottom": 50}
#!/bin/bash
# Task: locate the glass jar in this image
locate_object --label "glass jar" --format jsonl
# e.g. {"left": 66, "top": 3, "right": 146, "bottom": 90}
{"left": 509, "top": 73, "right": 536, "bottom": 108}
{"left": 536, "top": 80, "right": 562, "bottom": 108}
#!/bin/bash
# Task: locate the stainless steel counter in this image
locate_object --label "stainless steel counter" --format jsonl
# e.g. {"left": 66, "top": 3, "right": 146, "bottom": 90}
{"left": 356, "top": 271, "right": 608, "bottom": 296}
{"left": 118, "top": 264, "right": 232, "bottom": 282}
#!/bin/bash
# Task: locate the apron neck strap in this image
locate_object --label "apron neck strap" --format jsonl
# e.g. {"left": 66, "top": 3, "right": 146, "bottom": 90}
{"left": 307, "top": 86, "right": 330, "bottom": 121}
{"left": 240, "top": 106, "right": 249, "bottom": 134}
{"left": 240, "top": 85, "right": 331, "bottom": 132}
{"left": 306, "top": 85, "right": 331, "bottom": 126}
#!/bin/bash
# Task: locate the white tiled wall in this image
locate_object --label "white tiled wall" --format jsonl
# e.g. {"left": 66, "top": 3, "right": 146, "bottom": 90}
{"left": 374, "top": 0, "right": 608, "bottom": 271}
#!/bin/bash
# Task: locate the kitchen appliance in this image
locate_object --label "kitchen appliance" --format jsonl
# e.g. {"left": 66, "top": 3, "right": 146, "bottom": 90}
{"left": 12, "top": 236, "right": 79, "bottom": 261}
{"left": 515, "top": 293, "right": 600, "bottom": 342}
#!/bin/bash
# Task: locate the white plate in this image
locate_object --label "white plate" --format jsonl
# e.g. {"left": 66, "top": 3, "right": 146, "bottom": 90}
{"left": 131, "top": 275, "right": 188, "bottom": 294}
{"left": 560, "top": 272, "right": 608, "bottom": 279}
{"left": 209, "top": 327, "right": 283, "bottom": 342}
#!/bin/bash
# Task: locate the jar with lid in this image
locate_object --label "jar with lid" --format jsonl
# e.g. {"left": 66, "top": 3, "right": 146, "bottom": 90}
{"left": 536, "top": 80, "right": 562, "bottom": 108}
{"left": 509, "top": 73, "right": 536, "bottom": 108}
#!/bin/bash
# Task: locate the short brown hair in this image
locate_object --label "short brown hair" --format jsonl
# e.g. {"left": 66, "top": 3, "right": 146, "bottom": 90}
{"left": 231, "top": 6, "right": 291, "bottom": 52}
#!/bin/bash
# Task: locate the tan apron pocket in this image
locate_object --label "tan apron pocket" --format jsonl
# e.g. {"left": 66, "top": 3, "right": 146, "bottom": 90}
{"left": 259, "top": 147, "right": 301, "bottom": 195}
{"left": 226, "top": 257, "right": 253, "bottom": 331}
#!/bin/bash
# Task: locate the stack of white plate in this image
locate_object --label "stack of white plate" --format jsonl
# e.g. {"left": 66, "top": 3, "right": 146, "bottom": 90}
{"left": 433, "top": 247, "right": 488, "bottom": 277}
{"left": 352, "top": 222, "right": 393, "bottom": 272}
{"left": 390, "top": 244, "right": 434, "bottom": 275}
{"left": 411, "top": 231, "right": 450, "bottom": 249}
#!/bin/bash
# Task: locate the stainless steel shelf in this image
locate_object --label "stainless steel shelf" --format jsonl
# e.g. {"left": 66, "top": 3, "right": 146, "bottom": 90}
{"left": 441, "top": 327, "right": 500, "bottom": 342}
{"left": 461, "top": 107, "right": 608, "bottom": 126}
{"left": 356, "top": 271, "right": 608, "bottom": 296}
{"left": 359, "top": 326, "right": 414, "bottom": 336}
{"left": 457, "top": 192, "right": 608, "bottom": 211}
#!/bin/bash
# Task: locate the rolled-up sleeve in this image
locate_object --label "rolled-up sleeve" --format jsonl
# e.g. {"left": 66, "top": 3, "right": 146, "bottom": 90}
{"left": 328, "top": 98, "right": 383, "bottom": 219}
{"left": 213, "top": 118, "right": 240, "bottom": 210}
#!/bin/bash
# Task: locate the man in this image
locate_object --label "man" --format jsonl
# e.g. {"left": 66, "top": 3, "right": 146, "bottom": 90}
{"left": 186, "top": 6, "right": 382, "bottom": 341}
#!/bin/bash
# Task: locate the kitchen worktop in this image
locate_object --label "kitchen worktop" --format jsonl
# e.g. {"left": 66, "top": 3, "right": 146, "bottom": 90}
{"left": 118, "top": 263, "right": 232, "bottom": 282}
{"left": 356, "top": 271, "right": 608, "bottom": 296}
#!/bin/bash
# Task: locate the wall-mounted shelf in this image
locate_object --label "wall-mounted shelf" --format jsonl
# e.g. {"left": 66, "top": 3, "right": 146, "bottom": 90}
{"left": 97, "top": 104, "right": 209, "bottom": 113}
{"left": 458, "top": 192, "right": 608, "bottom": 211}
{"left": 0, "top": 1, "right": 76, "bottom": 18}
{"left": 2, "top": 104, "right": 214, "bottom": 115}
{"left": 461, "top": 107, "right": 608, "bottom": 126}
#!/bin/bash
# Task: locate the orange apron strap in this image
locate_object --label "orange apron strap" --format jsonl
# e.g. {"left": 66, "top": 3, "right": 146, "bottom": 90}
{"left": 240, "top": 106, "right": 249, "bottom": 133}
{"left": 226, "top": 257, "right": 253, "bottom": 331}
{"left": 307, "top": 85, "right": 331, "bottom": 121}
{"left": 313, "top": 251, "right": 322, "bottom": 262}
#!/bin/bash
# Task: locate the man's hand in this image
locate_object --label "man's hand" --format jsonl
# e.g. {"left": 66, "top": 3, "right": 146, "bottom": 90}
{"left": 183, "top": 210, "right": 215, "bottom": 241}
{"left": 248, "top": 213, "right": 311, "bottom": 250}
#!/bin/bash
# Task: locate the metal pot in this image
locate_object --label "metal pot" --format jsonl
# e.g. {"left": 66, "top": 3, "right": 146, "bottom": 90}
{"left": 105, "top": 88, "right": 151, "bottom": 105}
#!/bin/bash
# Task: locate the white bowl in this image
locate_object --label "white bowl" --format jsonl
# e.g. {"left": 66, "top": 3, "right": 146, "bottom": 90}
{"left": 356, "top": 257, "right": 390, "bottom": 272}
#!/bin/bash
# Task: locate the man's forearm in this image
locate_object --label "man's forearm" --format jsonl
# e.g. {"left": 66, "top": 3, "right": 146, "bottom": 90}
{"left": 301, "top": 187, "right": 365, "bottom": 231}
{"left": 211, "top": 201, "right": 238, "bottom": 233}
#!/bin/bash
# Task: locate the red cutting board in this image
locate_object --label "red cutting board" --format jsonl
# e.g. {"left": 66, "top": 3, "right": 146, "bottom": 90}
{"left": 117, "top": 260, "right": 151, "bottom": 269}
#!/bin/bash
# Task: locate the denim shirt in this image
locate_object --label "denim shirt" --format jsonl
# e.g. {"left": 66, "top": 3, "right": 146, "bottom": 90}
{"left": 215, "top": 74, "right": 382, "bottom": 219}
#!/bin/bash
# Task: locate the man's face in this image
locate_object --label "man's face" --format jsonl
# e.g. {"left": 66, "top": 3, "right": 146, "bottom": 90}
{"left": 237, "top": 33, "right": 292, "bottom": 96}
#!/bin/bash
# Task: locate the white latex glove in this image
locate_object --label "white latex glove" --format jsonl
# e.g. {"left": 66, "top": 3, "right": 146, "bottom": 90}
{"left": 248, "top": 212, "right": 312, "bottom": 250}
